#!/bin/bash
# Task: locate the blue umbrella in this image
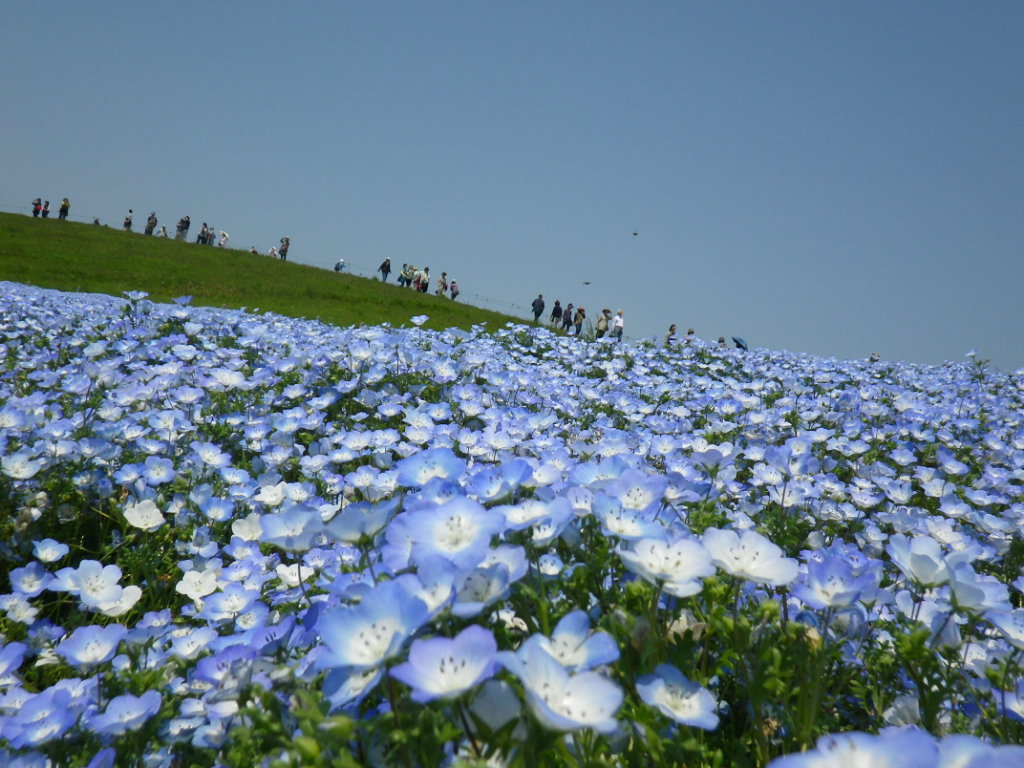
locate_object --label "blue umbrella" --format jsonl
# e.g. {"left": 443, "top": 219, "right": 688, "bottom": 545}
{"left": 732, "top": 336, "right": 748, "bottom": 351}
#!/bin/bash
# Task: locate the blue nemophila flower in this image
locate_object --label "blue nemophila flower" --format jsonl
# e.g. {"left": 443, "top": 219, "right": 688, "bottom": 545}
{"left": 260, "top": 504, "right": 324, "bottom": 552}
{"left": 123, "top": 499, "right": 165, "bottom": 532}
{"left": 886, "top": 534, "right": 951, "bottom": 587}
{"left": 0, "top": 642, "right": 28, "bottom": 687}
{"left": 988, "top": 608, "right": 1024, "bottom": 651}
{"left": 323, "top": 666, "right": 384, "bottom": 711}
{"left": 451, "top": 563, "right": 513, "bottom": 619}
{"left": 49, "top": 560, "right": 142, "bottom": 616}
{"left": 395, "top": 447, "right": 467, "bottom": 487}
{"left": 948, "top": 562, "right": 1011, "bottom": 615}
{"left": 604, "top": 468, "right": 669, "bottom": 515}
{"left": 1, "top": 448, "right": 43, "bottom": 480}
{"left": 32, "top": 539, "right": 69, "bottom": 563}
{"left": 498, "top": 634, "right": 623, "bottom": 734}
{"left": 767, "top": 728, "right": 938, "bottom": 768}
{"left": 55, "top": 623, "right": 127, "bottom": 668}
{"left": 141, "top": 456, "right": 177, "bottom": 486}
{"left": 636, "top": 664, "right": 719, "bottom": 730}
{"left": 9, "top": 562, "right": 52, "bottom": 598}
{"left": 86, "top": 690, "right": 162, "bottom": 736}
{"left": 618, "top": 536, "right": 715, "bottom": 597}
{"left": 592, "top": 493, "right": 666, "bottom": 541}
{"left": 936, "top": 734, "right": 1024, "bottom": 767}
{"left": 530, "top": 611, "right": 620, "bottom": 672}
{"left": 792, "top": 555, "right": 874, "bottom": 610}
{"left": 2, "top": 686, "right": 77, "bottom": 749}
{"left": 199, "top": 584, "right": 261, "bottom": 623}
{"left": 402, "top": 497, "right": 506, "bottom": 571}
{"left": 325, "top": 498, "right": 400, "bottom": 543}
{"left": 317, "top": 579, "right": 430, "bottom": 670}
{"left": 390, "top": 624, "right": 498, "bottom": 703}
{"left": 703, "top": 527, "right": 799, "bottom": 587}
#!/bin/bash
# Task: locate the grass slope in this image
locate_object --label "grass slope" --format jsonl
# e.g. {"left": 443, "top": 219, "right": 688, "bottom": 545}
{"left": 0, "top": 212, "right": 522, "bottom": 332}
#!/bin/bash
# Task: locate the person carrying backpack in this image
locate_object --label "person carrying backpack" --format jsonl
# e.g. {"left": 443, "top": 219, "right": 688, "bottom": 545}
{"left": 378, "top": 258, "right": 392, "bottom": 281}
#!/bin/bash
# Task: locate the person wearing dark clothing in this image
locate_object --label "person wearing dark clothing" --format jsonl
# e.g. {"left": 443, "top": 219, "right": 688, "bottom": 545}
{"left": 378, "top": 258, "right": 392, "bottom": 281}
{"left": 562, "top": 304, "right": 574, "bottom": 332}
{"left": 573, "top": 306, "right": 586, "bottom": 335}
{"left": 58, "top": 199, "right": 70, "bottom": 220}
{"left": 549, "top": 300, "right": 562, "bottom": 327}
{"left": 175, "top": 216, "right": 191, "bottom": 240}
{"left": 32, "top": 199, "right": 42, "bottom": 217}
{"left": 279, "top": 237, "right": 290, "bottom": 261}
{"left": 531, "top": 294, "right": 545, "bottom": 322}
{"left": 123, "top": 210, "right": 133, "bottom": 231}
{"left": 41, "top": 201, "right": 50, "bottom": 218}
{"left": 144, "top": 213, "right": 158, "bottom": 235}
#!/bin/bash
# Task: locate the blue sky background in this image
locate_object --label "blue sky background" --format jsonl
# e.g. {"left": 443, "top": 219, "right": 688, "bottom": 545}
{"left": 4, "top": 2, "right": 1022, "bottom": 369}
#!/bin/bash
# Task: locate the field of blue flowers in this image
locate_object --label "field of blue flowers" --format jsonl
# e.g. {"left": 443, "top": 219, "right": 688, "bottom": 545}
{"left": 1, "top": 280, "right": 1023, "bottom": 768}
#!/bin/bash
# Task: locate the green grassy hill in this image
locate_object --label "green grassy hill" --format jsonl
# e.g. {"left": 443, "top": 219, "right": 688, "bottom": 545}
{"left": 0, "top": 212, "right": 523, "bottom": 332}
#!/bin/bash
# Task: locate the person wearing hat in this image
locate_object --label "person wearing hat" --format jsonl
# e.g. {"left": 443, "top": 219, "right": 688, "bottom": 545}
{"left": 573, "top": 306, "right": 586, "bottom": 335}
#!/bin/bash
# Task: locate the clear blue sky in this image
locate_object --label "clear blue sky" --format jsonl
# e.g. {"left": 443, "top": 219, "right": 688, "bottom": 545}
{"left": 4, "top": 3, "right": 1022, "bottom": 369}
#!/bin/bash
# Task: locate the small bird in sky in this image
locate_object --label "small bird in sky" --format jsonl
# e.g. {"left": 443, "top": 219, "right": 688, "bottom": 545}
{"left": 633, "top": 232, "right": 638, "bottom": 236}
{"left": 582, "top": 281, "right": 592, "bottom": 286}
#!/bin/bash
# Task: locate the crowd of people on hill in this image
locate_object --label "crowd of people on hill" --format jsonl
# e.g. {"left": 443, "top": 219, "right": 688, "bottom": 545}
{"left": 530, "top": 293, "right": 744, "bottom": 349}
{"left": 31, "top": 198, "right": 71, "bottom": 220}
{"left": 375, "top": 258, "right": 462, "bottom": 300}
{"left": 26, "top": 195, "right": 291, "bottom": 261}
{"left": 527, "top": 294, "right": 626, "bottom": 341}
{"left": 23, "top": 195, "right": 748, "bottom": 347}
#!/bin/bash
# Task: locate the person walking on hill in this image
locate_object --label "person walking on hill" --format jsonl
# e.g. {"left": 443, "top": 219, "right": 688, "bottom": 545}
{"left": 573, "top": 306, "right": 586, "bottom": 335}
{"left": 449, "top": 280, "right": 460, "bottom": 300}
{"left": 436, "top": 272, "right": 448, "bottom": 296}
{"left": 175, "top": 216, "right": 190, "bottom": 240}
{"left": 145, "top": 212, "right": 158, "bottom": 235}
{"left": 32, "top": 198, "right": 42, "bottom": 217}
{"left": 123, "top": 209, "right": 133, "bottom": 231}
{"left": 595, "top": 308, "right": 611, "bottom": 338}
{"left": 378, "top": 258, "right": 392, "bottom": 281}
{"left": 41, "top": 201, "right": 50, "bottom": 218}
{"left": 279, "top": 237, "right": 290, "bottom": 261}
{"left": 610, "top": 309, "right": 624, "bottom": 341}
{"left": 532, "top": 294, "right": 545, "bottom": 323}
{"left": 562, "top": 303, "right": 574, "bottom": 332}
{"left": 58, "top": 198, "right": 70, "bottom": 220}
{"left": 549, "top": 300, "right": 562, "bottom": 327}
